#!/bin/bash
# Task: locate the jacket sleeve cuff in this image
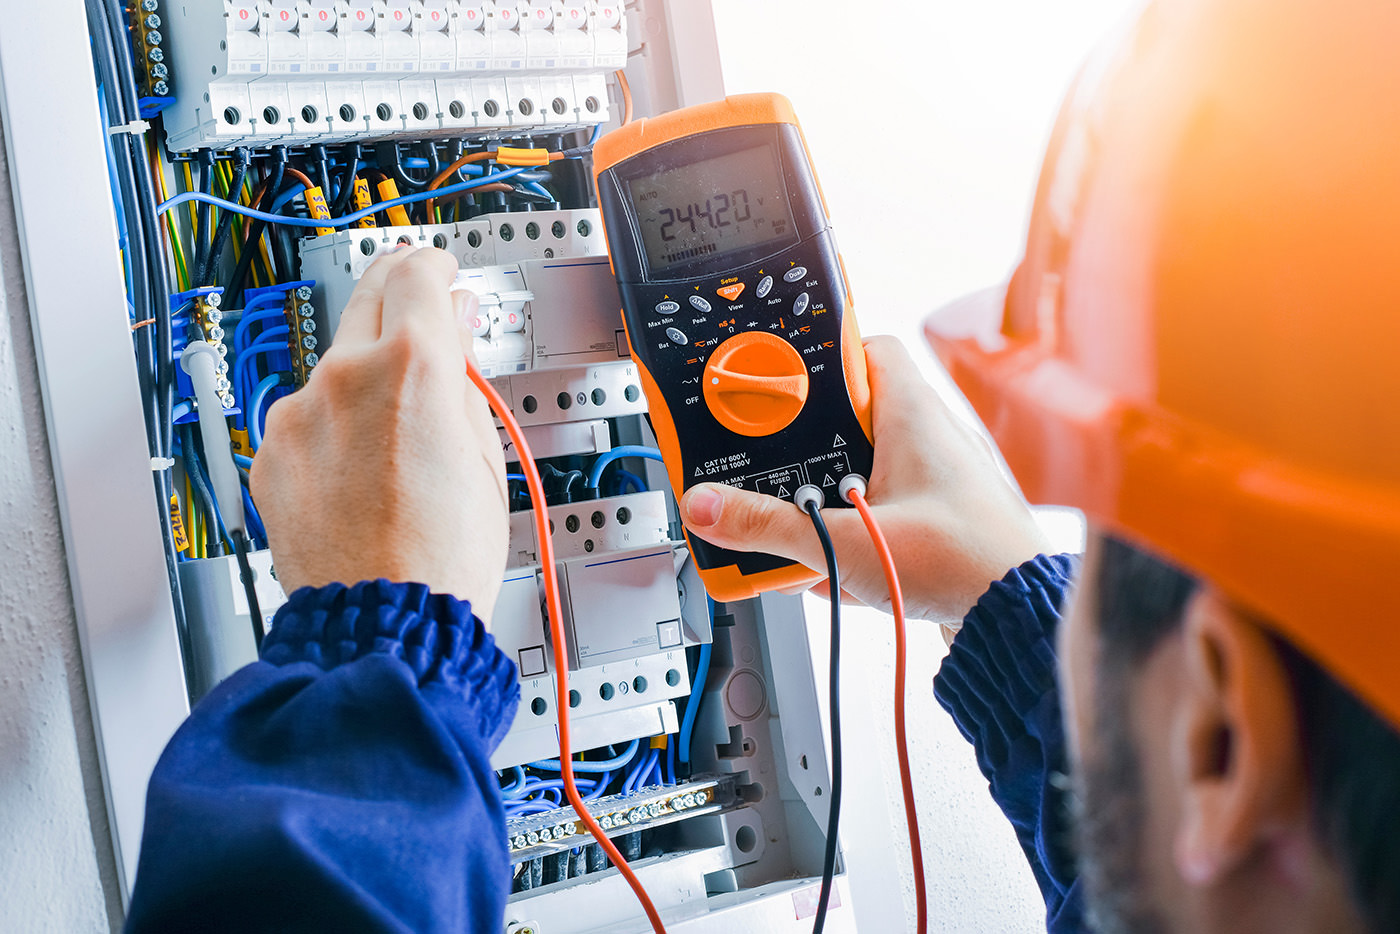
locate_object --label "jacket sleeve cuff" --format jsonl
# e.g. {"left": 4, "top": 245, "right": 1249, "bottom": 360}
{"left": 260, "top": 579, "right": 520, "bottom": 749}
{"left": 934, "top": 554, "right": 1079, "bottom": 762}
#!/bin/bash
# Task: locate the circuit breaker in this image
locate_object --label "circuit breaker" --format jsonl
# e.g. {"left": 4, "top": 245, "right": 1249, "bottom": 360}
{"left": 27, "top": 1, "right": 867, "bottom": 931}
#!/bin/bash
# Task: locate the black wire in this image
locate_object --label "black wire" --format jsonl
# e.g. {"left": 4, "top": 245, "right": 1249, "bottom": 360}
{"left": 194, "top": 149, "right": 215, "bottom": 275}
{"left": 197, "top": 147, "right": 250, "bottom": 288}
{"left": 331, "top": 143, "right": 360, "bottom": 215}
{"left": 803, "top": 500, "right": 843, "bottom": 934}
{"left": 311, "top": 144, "right": 332, "bottom": 195}
{"left": 380, "top": 140, "right": 423, "bottom": 192}
{"left": 225, "top": 148, "right": 286, "bottom": 304}
{"left": 232, "top": 531, "right": 266, "bottom": 651}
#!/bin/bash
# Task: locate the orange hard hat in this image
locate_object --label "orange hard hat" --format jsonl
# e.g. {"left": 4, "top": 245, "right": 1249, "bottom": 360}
{"left": 925, "top": 0, "right": 1400, "bottom": 728}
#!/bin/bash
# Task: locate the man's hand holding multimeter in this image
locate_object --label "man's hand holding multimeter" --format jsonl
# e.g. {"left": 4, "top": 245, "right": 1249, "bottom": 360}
{"left": 594, "top": 93, "right": 1045, "bottom": 608}
{"left": 679, "top": 336, "right": 1049, "bottom": 623}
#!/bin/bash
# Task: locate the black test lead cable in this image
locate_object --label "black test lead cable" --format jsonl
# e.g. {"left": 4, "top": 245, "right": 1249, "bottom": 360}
{"left": 796, "top": 484, "right": 843, "bottom": 934}
{"left": 231, "top": 530, "right": 265, "bottom": 650}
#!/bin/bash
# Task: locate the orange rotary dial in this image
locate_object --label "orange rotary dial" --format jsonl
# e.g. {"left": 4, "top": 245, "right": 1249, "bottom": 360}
{"left": 702, "top": 331, "right": 810, "bottom": 436}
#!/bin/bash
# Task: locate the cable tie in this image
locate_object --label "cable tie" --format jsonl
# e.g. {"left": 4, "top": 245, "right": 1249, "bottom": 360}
{"left": 108, "top": 119, "right": 151, "bottom": 137}
{"left": 151, "top": 457, "right": 176, "bottom": 471}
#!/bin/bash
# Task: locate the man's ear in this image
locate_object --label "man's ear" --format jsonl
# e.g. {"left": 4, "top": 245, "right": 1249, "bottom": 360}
{"left": 1171, "top": 591, "right": 1306, "bottom": 885}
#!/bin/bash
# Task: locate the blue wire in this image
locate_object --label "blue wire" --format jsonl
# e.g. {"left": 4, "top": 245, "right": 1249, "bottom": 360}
{"left": 231, "top": 301, "right": 287, "bottom": 354}
{"left": 640, "top": 751, "right": 662, "bottom": 789}
{"left": 156, "top": 166, "right": 530, "bottom": 229}
{"left": 270, "top": 183, "right": 308, "bottom": 216}
{"left": 624, "top": 748, "right": 660, "bottom": 794}
{"left": 529, "top": 739, "right": 639, "bottom": 772}
{"left": 500, "top": 766, "right": 529, "bottom": 799}
{"left": 589, "top": 123, "right": 603, "bottom": 145}
{"left": 506, "top": 473, "right": 527, "bottom": 482}
{"left": 236, "top": 330, "right": 291, "bottom": 394}
{"left": 678, "top": 601, "right": 717, "bottom": 766}
{"left": 524, "top": 181, "right": 554, "bottom": 200}
{"left": 240, "top": 486, "right": 266, "bottom": 549}
{"left": 248, "top": 374, "right": 283, "bottom": 451}
{"left": 665, "top": 740, "right": 677, "bottom": 785}
{"left": 235, "top": 333, "right": 291, "bottom": 418}
{"left": 506, "top": 801, "right": 564, "bottom": 818}
{"left": 585, "top": 769, "right": 614, "bottom": 800}
{"left": 586, "top": 445, "right": 664, "bottom": 490}
{"left": 614, "top": 469, "right": 647, "bottom": 496}
{"left": 233, "top": 453, "right": 254, "bottom": 470}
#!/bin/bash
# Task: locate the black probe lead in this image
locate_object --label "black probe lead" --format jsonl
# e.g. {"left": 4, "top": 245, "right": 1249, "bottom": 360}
{"left": 797, "top": 486, "right": 843, "bottom": 934}
{"left": 232, "top": 530, "right": 265, "bottom": 650}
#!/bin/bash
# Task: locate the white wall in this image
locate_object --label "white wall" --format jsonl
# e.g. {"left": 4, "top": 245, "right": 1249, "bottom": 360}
{"left": 708, "top": 2, "right": 1140, "bottom": 931}
{"left": 0, "top": 116, "right": 119, "bottom": 933}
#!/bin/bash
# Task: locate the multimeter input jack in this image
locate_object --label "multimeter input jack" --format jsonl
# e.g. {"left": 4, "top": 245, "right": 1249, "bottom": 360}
{"left": 793, "top": 484, "right": 825, "bottom": 513}
{"left": 838, "top": 474, "right": 868, "bottom": 505}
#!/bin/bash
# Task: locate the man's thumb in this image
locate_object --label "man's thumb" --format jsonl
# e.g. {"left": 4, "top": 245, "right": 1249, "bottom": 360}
{"left": 680, "top": 483, "right": 822, "bottom": 569}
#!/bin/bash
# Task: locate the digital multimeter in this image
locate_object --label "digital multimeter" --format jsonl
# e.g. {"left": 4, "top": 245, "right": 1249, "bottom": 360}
{"left": 594, "top": 93, "right": 875, "bottom": 602}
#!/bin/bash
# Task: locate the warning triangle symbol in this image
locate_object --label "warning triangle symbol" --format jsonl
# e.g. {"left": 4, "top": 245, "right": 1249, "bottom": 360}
{"left": 777, "top": 485, "right": 790, "bottom": 497}
{"left": 695, "top": 467, "right": 704, "bottom": 477}
{"left": 823, "top": 474, "right": 836, "bottom": 486}
{"left": 833, "top": 434, "right": 846, "bottom": 447}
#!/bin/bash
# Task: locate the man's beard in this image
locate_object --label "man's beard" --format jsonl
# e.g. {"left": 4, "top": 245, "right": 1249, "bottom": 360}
{"left": 1070, "top": 659, "right": 1171, "bottom": 934}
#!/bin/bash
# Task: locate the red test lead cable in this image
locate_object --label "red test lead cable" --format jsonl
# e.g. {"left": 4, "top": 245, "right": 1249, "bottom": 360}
{"left": 467, "top": 361, "right": 669, "bottom": 934}
{"left": 840, "top": 476, "right": 928, "bottom": 934}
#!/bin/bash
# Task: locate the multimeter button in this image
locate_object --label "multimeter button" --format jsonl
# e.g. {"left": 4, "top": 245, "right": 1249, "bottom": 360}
{"left": 655, "top": 300, "right": 680, "bottom": 315}
{"left": 784, "top": 266, "right": 808, "bottom": 283}
{"left": 689, "top": 295, "right": 713, "bottom": 313}
{"left": 793, "top": 292, "right": 810, "bottom": 316}
{"left": 756, "top": 275, "right": 774, "bottom": 298}
{"left": 665, "top": 327, "right": 687, "bottom": 344}
{"left": 703, "top": 331, "right": 810, "bottom": 437}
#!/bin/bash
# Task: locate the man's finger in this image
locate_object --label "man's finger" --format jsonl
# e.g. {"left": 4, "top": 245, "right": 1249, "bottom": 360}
{"left": 333, "top": 245, "right": 421, "bottom": 348}
{"left": 680, "top": 483, "right": 827, "bottom": 572}
{"left": 377, "top": 247, "right": 461, "bottom": 342}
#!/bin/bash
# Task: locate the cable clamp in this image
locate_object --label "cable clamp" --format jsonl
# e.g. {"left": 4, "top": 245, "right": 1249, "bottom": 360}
{"left": 108, "top": 119, "right": 151, "bottom": 137}
{"left": 151, "top": 456, "right": 176, "bottom": 471}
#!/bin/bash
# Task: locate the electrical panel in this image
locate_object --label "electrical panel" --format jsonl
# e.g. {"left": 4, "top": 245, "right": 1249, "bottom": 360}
{"left": 64, "top": 0, "right": 866, "bottom": 929}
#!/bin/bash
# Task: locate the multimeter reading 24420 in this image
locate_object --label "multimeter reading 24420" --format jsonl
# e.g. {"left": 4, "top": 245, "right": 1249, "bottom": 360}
{"left": 594, "top": 93, "right": 875, "bottom": 602}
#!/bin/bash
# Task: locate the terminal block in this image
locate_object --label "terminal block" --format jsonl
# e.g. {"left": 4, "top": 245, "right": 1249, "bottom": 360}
{"left": 127, "top": 0, "right": 176, "bottom": 115}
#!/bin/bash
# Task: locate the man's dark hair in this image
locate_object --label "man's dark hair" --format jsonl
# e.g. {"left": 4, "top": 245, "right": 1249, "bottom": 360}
{"left": 1095, "top": 535, "right": 1400, "bottom": 933}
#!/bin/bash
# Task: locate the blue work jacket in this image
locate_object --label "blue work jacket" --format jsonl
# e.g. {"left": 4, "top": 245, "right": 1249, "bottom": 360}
{"left": 124, "top": 557, "right": 1081, "bottom": 932}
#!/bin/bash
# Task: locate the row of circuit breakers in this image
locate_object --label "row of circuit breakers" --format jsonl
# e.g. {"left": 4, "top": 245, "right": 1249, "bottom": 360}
{"left": 146, "top": 0, "right": 626, "bottom": 150}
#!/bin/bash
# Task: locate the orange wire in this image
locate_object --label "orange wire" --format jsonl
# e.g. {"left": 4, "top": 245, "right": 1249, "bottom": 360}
{"left": 424, "top": 151, "right": 496, "bottom": 218}
{"left": 466, "top": 362, "right": 668, "bottom": 934}
{"left": 615, "top": 68, "right": 634, "bottom": 125}
{"left": 281, "top": 166, "right": 317, "bottom": 190}
{"left": 429, "top": 182, "right": 517, "bottom": 207}
{"left": 848, "top": 489, "right": 928, "bottom": 934}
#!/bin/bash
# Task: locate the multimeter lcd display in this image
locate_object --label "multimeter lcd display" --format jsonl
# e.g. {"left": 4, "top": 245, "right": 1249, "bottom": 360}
{"left": 627, "top": 143, "right": 797, "bottom": 276}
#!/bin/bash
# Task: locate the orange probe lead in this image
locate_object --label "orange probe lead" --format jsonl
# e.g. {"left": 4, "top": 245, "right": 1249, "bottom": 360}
{"left": 845, "top": 482, "right": 928, "bottom": 934}
{"left": 466, "top": 362, "right": 669, "bottom": 934}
